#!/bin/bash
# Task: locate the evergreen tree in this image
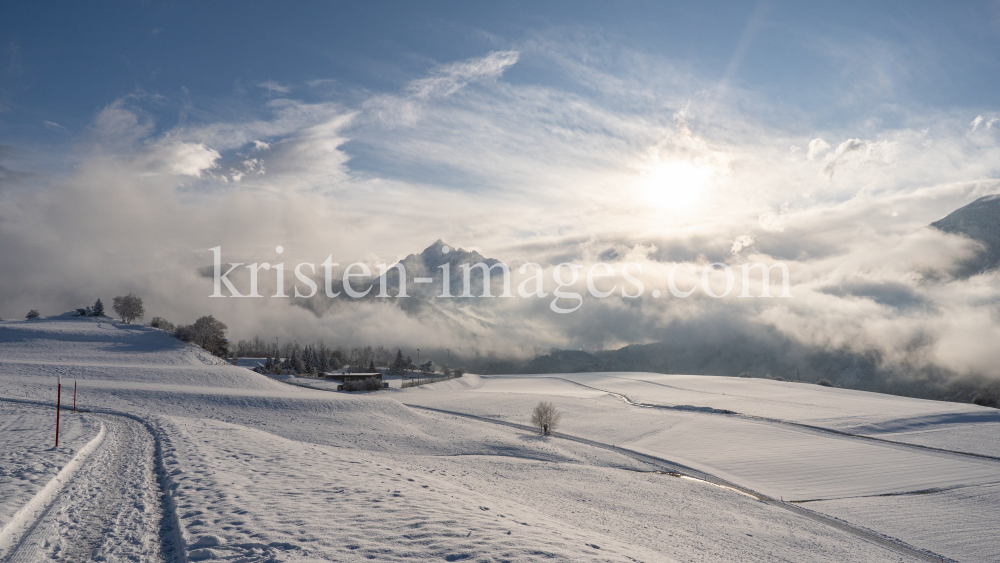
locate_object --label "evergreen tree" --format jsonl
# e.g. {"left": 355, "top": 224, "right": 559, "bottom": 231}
{"left": 390, "top": 349, "right": 406, "bottom": 375}
{"left": 368, "top": 360, "right": 375, "bottom": 372}
{"left": 91, "top": 298, "right": 105, "bottom": 316}
{"left": 303, "top": 348, "right": 313, "bottom": 374}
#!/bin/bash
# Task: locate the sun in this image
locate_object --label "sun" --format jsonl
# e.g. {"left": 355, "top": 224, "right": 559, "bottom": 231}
{"left": 641, "top": 160, "right": 713, "bottom": 210}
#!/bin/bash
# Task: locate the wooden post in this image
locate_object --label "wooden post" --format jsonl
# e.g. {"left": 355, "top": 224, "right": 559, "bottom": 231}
{"left": 73, "top": 380, "right": 77, "bottom": 413}
{"left": 55, "top": 376, "right": 62, "bottom": 448}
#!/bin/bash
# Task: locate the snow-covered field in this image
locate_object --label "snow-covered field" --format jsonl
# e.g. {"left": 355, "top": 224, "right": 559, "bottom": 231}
{"left": 1, "top": 317, "right": 998, "bottom": 561}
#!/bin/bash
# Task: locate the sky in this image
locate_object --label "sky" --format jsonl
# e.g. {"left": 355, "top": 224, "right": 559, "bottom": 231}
{"left": 2, "top": 1, "right": 1000, "bottom": 380}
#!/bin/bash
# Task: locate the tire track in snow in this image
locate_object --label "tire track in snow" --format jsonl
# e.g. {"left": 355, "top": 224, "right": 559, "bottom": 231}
{"left": 404, "top": 403, "right": 956, "bottom": 563}
{"left": 0, "top": 398, "right": 182, "bottom": 563}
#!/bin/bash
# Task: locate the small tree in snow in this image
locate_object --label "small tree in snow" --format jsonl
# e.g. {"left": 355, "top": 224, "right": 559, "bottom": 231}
{"left": 25, "top": 309, "right": 40, "bottom": 320}
{"left": 176, "top": 315, "right": 228, "bottom": 357}
{"left": 531, "top": 401, "right": 561, "bottom": 436}
{"left": 112, "top": 293, "right": 144, "bottom": 324}
{"left": 388, "top": 349, "right": 407, "bottom": 375}
{"left": 91, "top": 298, "right": 105, "bottom": 316}
{"left": 149, "top": 316, "right": 175, "bottom": 331}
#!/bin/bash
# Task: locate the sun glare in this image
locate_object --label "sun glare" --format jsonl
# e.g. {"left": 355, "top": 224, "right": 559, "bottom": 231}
{"left": 642, "top": 160, "right": 713, "bottom": 210}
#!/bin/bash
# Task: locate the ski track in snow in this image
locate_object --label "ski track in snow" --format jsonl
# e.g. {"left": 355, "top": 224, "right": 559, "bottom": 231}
{"left": 0, "top": 400, "right": 178, "bottom": 563}
{"left": 0, "top": 402, "right": 102, "bottom": 533}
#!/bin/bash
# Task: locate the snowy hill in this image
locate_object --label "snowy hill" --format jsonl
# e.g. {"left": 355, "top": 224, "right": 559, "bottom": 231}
{"left": 2, "top": 317, "right": 1000, "bottom": 561}
{"left": 0, "top": 316, "right": 282, "bottom": 390}
{"left": 0, "top": 315, "right": 222, "bottom": 367}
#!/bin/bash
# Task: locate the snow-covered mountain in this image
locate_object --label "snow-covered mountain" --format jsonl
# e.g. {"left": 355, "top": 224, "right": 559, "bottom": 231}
{"left": 377, "top": 239, "right": 506, "bottom": 299}
{"left": 295, "top": 240, "right": 506, "bottom": 340}
{"left": 930, "top": 193, "right": 1000, "bottom": 276}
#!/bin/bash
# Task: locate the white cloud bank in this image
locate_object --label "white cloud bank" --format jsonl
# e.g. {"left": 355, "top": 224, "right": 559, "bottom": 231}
{"left": 1, "top": 39, "right": 1000, "bottom": 388}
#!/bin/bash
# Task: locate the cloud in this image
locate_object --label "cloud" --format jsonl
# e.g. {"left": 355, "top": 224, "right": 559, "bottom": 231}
{"left": 821, "top": 138, "right": 896, "bottom": 178}
{"left": 758, "top": 203, "right": 790, "bottom": 233}
{"left": 971, "top": 115, "right": 998, "bottom": 131}
{"left": 364, "top": 51, "right": 520, "bottom": 127}
{"left": 43, "top": 120, "right": 68, "bottom": 132}
{"left": 258, "top": 80, "right": 292, "bottom": 95}
{"left": 806, "top": 138, "right": 830, "bottom": 160}
{"left": 408, "top": 50, "right": 520, "bottom": 100}
{"left": 971, "top": 115, "right": 985, "bottom": 130}
{"left": 137, "top": 142, "right": 221, "bottom": 177}
{"left": 230, "top": 157, "right": 264, "bottom": 182}
{"left": 0, "top": 144, "right": 37, "bottom": 187}
{"left": 730, "top": 235, "right": 755, "bottom": 255}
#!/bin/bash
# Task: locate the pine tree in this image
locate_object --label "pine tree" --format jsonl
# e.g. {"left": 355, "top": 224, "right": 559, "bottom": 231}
{"left": 368, "top": 360, "right": 375, "bottom": 372}
{"left": 265, "top": 353, "right": 273, "bottom": 371}
{"left": 91, "top": 298, "right": 105, "bottom": 316}
{"left": 391, "top": 350, "right": 406, "bottom": 375}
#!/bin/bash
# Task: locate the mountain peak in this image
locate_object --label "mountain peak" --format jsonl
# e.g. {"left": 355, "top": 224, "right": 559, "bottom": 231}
{"left": 423, "top": 239, "right": 449, "bottom": 253}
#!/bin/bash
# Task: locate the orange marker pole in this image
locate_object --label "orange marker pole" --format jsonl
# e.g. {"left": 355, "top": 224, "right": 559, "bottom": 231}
{"left": 55, "top": 376, "right": 62, "bottom": 448}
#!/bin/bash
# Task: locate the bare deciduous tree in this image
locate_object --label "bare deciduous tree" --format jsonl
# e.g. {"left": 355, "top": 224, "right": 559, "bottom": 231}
{"left": 531, "top": 401, "right": 561, "bottom": 435}
{"left": 112, "top": 293, "right": 144, "bottom": 324}
{"left": 149, "top": 316, "right": 174, "bottom": 331}
{"left": 174, "top": 315, "right": 229, "bottom": 357}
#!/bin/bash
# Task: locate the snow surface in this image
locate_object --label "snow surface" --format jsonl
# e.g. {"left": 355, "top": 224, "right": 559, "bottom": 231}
{"left": 2, "top": 317, "right": 999, "bottom": 561}
{"left": 0, "top": 402, "right": 101, "bottom": 530}
{"left": 808, "top": 482, "right": 1000, "bottom": 562}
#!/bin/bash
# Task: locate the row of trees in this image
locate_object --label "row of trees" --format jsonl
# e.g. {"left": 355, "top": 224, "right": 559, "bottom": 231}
{"left": 232, "top": 339, "right": 371, "bottom": 366}
{"left": 234, "top": 339, "right": 434, "bottom": 376}
{"left": 248, "top": 343, "right": 463, "bottom": 378}
{"left": 259, "top": 344, "right": 343, "bottom": 376}
{"left": 76, "top": 294, "right": 143, "bottom": 323}
{"left": 74, "top": 298, "right": 105, "bottom": 317}
{"left": 149, "top": 313, "right": 229, "bottom": 358}
{"left": 25, "top": 294, "right": 143, "bottom": 322}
